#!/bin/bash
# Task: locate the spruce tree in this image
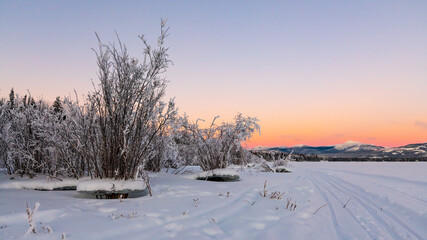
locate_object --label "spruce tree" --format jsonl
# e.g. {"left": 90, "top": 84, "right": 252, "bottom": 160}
{"left": 53, "top": 96, "right": 63, "bottom": 114}
{"left": 8, "top": 88, "right": 15, "bottom": 109}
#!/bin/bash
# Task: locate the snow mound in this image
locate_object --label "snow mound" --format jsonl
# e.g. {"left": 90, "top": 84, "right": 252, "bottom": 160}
{"left": 196, "top": 169, "right": 240, "bottom": 182}
{"left": 77, "top": 179, "right": 146, "bottom": 193}
{"left": 275, "top": 166, "right": 292, "bottom": 173}
{"left": 254, "top": 161, "right": 292, "bottom": 173}
{"left": 0, "top": 176, "right": 83, "bottom": 191}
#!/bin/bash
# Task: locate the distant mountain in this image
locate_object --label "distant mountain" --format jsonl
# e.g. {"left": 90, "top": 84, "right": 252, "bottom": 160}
{"left": 255, "top": 141, "right": 427, "bottom": 159}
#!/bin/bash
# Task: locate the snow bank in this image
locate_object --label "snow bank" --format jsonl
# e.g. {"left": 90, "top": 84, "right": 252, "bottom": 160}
{"left": 0, "top": 162, "right": 426, "bottom": 239}
{"left": 0, "top": 176, "right": 83, "bottom": 191}
{"left": 77, "top": 179, "right": 146, "bottom": 193}
{"left": 252, "top": 161, "right": 292, "bottom": 173}
{"left": 275, "top": 166, "right": 292, "bottom": 173}
{"left": 196, "top": 169, "right": 240, "bottom": 181}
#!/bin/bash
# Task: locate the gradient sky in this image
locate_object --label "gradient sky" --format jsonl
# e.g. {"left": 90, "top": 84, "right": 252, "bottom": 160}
{"left": 1, "top": 0, "right": 426, "bottom": 148}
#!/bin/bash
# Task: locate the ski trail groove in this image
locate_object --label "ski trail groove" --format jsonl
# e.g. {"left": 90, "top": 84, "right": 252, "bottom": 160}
{"left": 313, "top": 171, "right": 402, "bottom": 240}
{"left": 305, "top": 172, "right": 349, "bottom": 240}
{"left": 316, "top": 171, "right": 423, "bottom": 240}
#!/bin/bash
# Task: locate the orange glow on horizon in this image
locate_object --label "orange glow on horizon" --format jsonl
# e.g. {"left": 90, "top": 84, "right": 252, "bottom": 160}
{"left": 243, "top": 119, "right": 427, "bottom": 148}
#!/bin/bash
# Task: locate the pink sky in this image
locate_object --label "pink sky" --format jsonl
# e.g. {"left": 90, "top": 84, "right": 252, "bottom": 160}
{"left": 1, "top": 1, "right": 426, "bottom": 147}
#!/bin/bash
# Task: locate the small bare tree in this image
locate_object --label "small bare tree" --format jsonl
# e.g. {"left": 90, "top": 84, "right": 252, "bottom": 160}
{"left": 183, "top": 113, "right": 259, "bottom": 171}
{"left": 87, "top": 19, "right": 177, "bottom": 180}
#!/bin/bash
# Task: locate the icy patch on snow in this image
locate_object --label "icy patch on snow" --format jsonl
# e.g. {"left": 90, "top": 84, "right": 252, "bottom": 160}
{"left": 203, "top": 227, "right": 222, "bottom": 236}
{"left": 164, "top": 223, "right": 183, "bottom": 231}
{"left": 298, "top": 212, "right": 311, "bottom": 219}
{"left": 98, "top": 208, "right": 117, "bottom": 213}
{"left": 77, "top": 179, "right": 146, "bottom": 192}
{"left": 0, "top": 209, "right": 62, "bottom": 224}
{"left": 250, "top": 222, "right": 265, "bottom": 230}
{"left": 145, "top": 212, "right": 162, "bottom": 218}
{"left": 264, "top": 215, "right": 280, "bottom": 221}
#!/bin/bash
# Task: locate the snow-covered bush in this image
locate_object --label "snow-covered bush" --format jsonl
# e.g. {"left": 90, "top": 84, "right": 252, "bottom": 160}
{"left": 0, "top": 98, "right": 11, "bottom": 174}
{"left": 0, "top": 91, "right": 88, "bottom": 178}
{"left": 182, "top": 113, "right": 260, "bottom": 171}
{"left": 84, "top": 20, "right": 177, "bottom": 179}
{"left": 6, "top": 95, "right": 58, "bottom": 177}
{"left": 46, "top": 96, "right": 90, "bottom": 178}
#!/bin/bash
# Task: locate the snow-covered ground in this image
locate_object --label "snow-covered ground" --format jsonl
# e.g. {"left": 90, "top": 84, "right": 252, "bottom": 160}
{"left": 0, "top": 162, "right": 426, "bottom": 240}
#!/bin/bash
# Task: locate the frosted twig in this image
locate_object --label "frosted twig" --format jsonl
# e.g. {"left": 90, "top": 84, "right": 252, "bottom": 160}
{"left": 25, "top": 202, "right": 40, "bottom": 236}
{"left": 260, "top": 180, "right": 267, "bottom": 197}
{"left": 285, "top": 198, "right": 292, "bottom": 209}
{"left": 314, "top": 204, "right": 327, "bottom": 215}
{"left": 193, "top": 198, "right": 199, "bottom": 207}
{"left": 343, "top": 198, "right": 351, "bottom": 208}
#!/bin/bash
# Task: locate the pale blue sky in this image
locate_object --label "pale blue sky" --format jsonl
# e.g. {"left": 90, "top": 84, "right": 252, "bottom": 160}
{"left": 1, "top": 0, "right": 426, "bottom": 146}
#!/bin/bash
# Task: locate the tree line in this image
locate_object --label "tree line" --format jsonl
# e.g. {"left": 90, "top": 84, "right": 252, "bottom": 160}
{"left": 0, "top": 22, "right": 259, "bottom": 180}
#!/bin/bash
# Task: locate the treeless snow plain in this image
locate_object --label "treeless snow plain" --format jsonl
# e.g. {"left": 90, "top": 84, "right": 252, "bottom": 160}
{"left": 0, "top": 162, "right": 426, "bottom": 240}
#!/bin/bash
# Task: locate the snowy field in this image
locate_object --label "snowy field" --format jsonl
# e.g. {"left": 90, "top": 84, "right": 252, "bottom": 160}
{"left": 0, "top": 162, "right": 426, "bottom": 240}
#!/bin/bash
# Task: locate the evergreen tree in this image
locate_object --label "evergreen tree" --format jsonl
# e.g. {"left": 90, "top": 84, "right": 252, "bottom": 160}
{"left": 8, "top": 88, "right": 15, "bottom": 109}
{"left": 52, "top": 96, "right": 63, "bottom": 114}
{"left": 29, "top": 97, "right": 35, "bottom": 107}
{"left": 23, "top": 95, "right": 28, "bottom": 108}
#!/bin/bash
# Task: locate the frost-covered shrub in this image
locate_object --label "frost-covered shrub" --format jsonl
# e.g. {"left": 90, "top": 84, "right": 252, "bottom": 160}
{"left": 83, "top": 20, "right": 177, "bottom": 179}
{"left": 46, "top": 96, "right": 90, "bottom": 178}
{"left": 6, "top": 96, "right": 58, "bottom": 177}
{"left": 182, "top": 113, "right": 260, "bottom": 171}
{"left": 0, "top": 92, "right": 88, "bottom": 178}
{"left": 0, "top": 99, "right": 11, "bottom": 173}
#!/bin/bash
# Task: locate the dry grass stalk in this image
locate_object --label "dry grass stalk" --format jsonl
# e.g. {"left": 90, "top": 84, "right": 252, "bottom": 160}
{"left": 343, "top": 198, "right": 351, "bottom": 208}
{"left": 261, "top": 162, "right": 274, "bottom": 172}
{"left": 269, "top": 191, "right": 285, "bottom": 200}
{"left": 142, "top": 170, "right": 153, "bottom": 197}
{"left": 260, "top": 180, "right": 268, "bottom": 197}
{"left": 128, "top": 212, "right": 138, "bottom": 219}
{"left": 314, "top": 204, "right": 327, "bottom": 215}
{"left": 25, "top": 202, "right": 40, "bottom": 236}
{"left": 110, "top": 212, "right": 138, "bottom": 220}
{"left": 292, "top": 202, "right": 297, "bottom": 212}
{"left": 41, "top": 225, "right": 53, "bottom": 233}
{"left": 193, "top": 198, "right": 200, "bottom": 207}
{"left": 285, "top": 198, "right": 292, "bottom": 209}
{"left": 110, "top": 213, "right": 125, "bottom": 220}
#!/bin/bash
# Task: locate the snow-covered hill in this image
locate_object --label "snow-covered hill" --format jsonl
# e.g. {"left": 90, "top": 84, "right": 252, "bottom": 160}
{"left": 259, "top": 141, "right": 427, "bottom": 159}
